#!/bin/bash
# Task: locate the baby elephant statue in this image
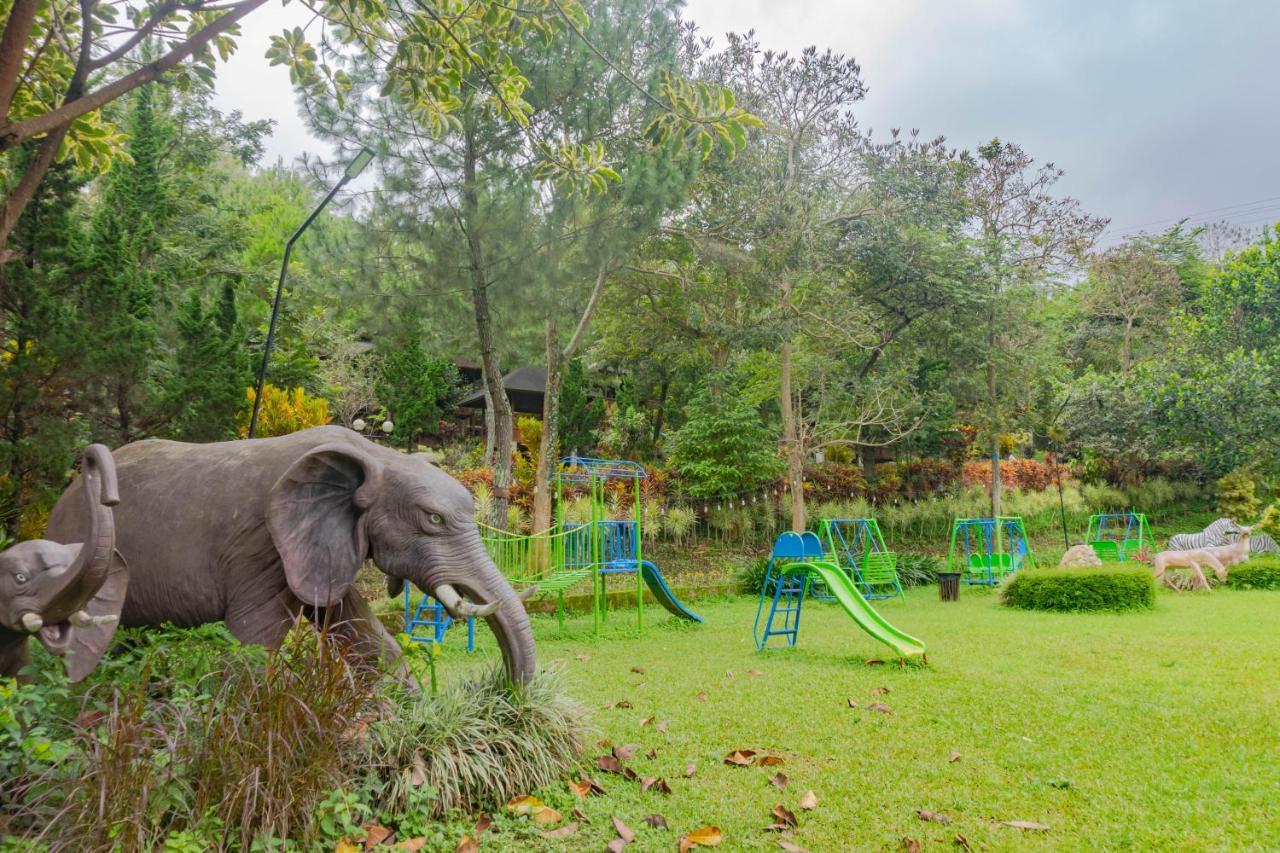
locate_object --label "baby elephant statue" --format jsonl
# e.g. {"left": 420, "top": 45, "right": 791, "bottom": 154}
{"left": 0, "top": 445, "right": 125, "bottom": 681}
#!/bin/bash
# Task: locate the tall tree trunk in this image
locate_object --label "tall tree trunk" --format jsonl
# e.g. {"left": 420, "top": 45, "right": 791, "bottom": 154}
{"left": 780, "top": 337, "right": 805, "bottom": 532}
{"left": 650, "top": 374, "right": 670, "bottom": 446}
{"left": 482, "top": 378, "right": 496, "bottom": 466}
{"left": 461, "top": 124, "right": 513, "bottom": 528}
{"left": 858, "top": 444, "right": 878, "bottom": 483}
{"left": 532, "top": 319, "right": 562, "bottom": 543}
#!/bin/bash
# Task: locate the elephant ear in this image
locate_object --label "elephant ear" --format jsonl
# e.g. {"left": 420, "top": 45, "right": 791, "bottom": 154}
{"left": 64, "top": 549, "right": 128, "bottom": 682}
{"left": 267, "top": 443, "right": 380, "bottom": 607}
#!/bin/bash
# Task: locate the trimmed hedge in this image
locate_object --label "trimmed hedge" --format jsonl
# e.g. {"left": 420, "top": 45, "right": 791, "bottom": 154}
{"left": 1000, "top": 564, "right": 1155, "bottom": 613}
{"left": 1225, "top": 557, "right": 1280, "bottom": 591}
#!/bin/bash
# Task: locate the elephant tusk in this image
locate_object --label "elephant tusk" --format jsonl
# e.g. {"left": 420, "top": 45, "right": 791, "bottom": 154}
{"left": 70, "top": 610, "right": 117, "bottom": 628}
{"left": 21, "top": 612, "right": 43, "bottom": 633}
{"left": 434, "top": 583, "right": 466, "bottom": 619}
{"left": 435, "top": 583, "right": 502, "bottom": 618}
{"left": 518, "top": 585, "right": 539, "bottom": 602}
{"left": 457, "top": 598, "right": 502, "bottom": 618}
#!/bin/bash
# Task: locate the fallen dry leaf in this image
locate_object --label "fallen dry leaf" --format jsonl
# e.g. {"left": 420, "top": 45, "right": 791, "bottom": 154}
{"left": 362, "top": 823, "right": 392, "bottom": 848}
{"left": 597, "top": 738, "right": 613, "bottom": 749}
{"left": 798, "top": 790, "right": 819, "bottom": 810}
{"left": 725, "top": 670, "right": 734, "bottom": 678}
{"left": 634, "top": 681, "right": 647, "bottom": 688}
{"left": 900, "top": 838, "right": 922, "bottom": 853}
{"left": 639, "top": 716, "right": 654, "bottom": 727}
{"left": 870, "top": 686, "right": 890, "bottom": 696}
{"left": 396, "top": 839, "right": 426, "bottom": 852}
{"left": 769, "top": 772, "right": 789, "bottom": 790}
{"left": 531, "top": 806, "right": 561, "bottom": 826}
{"left": 999, "top": 820, "right": 1050, "bottom": 831}
{"left": 769, "top": 805, "right": 798, "bottom": 830}
{"left": 576, "top": 653, "right": 590, "bottom": 661}
{"left": 681, "top": 825, "right": 724, "bottom": 848}
{"left": 612, "top": 815, "right": 636, "bottom": 843}
{"left": 631, "top": 665, "right": 646, "bottom": 674}
{"left": 696, "top": 691, "right": 708, "bottom": 702}
{"left": 684, "top": 762, "right": 697, "bottom": 778}
{"left": 640, "top": 776, "right": 672, "bottom": 794}
{"left": 335, "top": 840, "right": 361, "bottom": 853}
{"left": 778, "top": 841, "right": 811, "bottom": 853}
{"left": 747, "top": 668, "right": 764, "bottom": 676}
{"left": 572, "top": 806, "right": 587, "bottom": 823}
{"left": 506, "top": 794, "right": 544, "bottom": 815}
{"left": 953, "top": 833, "right": 971, "bottom": 850}
{"left": 846, "top": 698, "right": 859, "bottom": 709}
{"left": 756, "top": 755, "right": 785, "bottom": 766}
{"left": 568, "top": 776, "right": 607, "bottom": 798}
{"left": 867, "top": 659, "right": 886, "bottom": 666}
{"left": 614, "top": 700, "right": 634, "bottom": 709}
{"left": 473, "top": 815, "right": 492, "bottom": 836}
{"left": 408, "top": 752, "right": 427, "bottom": 787}
{"left": 867, "top": 702, "right": 894, "bottom": 715}
{"left": 948, "top": 751, "right": 962, "bottom": 763}
{"left": 657, "top": 721, "right": 669, "bottom": 733}
{"left": 454, "top": 836, "right": 477, "bottom": 853}
{"left": 606, "top": 840, "right": 627, "bottom": 853}
{"left": 539, "top": 822, "right": 579, "bottom": 840}
{"left": 724, "top": 749, "right": 757, "bottom": 766}
{"left": 597, "top": 755, "right": 625, "bottom": 774}
{"left": 644, "top": 814, "right": 669, "bottom": 829}
{"left": 613, "top": 743, "right": 640, "bottom": 761}
{"left": 646, "top": 747, "right": 658, "bottom": 760}
{"left": 916, "top": 809, "right": 951, "bottom": 826}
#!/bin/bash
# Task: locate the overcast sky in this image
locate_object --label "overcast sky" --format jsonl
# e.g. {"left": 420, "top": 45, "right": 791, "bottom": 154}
{"left": 212, "top": 1, "right": 1280, "bottom": 246}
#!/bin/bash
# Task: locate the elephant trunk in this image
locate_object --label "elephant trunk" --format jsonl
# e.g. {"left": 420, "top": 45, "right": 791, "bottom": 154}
{"left": 441, "top": 539, "right": 536, "bottom": 685}
{"left": 53, "top": 445, "right": 118, "bottom": 620}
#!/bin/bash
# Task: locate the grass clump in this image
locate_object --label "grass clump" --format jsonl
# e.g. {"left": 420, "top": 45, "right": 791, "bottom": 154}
{"left": 1000, "top": 564, "right": 1155, "bottom": 612}
{"left": 1226, "top": 557, "right": 1280, "bottom": 590}
{"left": 365, "top": 666, "right": 587, "bottom": 816}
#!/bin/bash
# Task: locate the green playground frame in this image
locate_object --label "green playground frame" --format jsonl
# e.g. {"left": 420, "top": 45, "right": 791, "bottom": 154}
{"left": 1084, "top": 511, "right": 1153, "bottom": 562}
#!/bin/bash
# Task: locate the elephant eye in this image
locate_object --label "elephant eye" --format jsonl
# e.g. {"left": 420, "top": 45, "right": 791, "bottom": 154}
{"left": 426, "top": 512, "right": 444, "bottom": 526}
{"left": 14, "top": 572, "right": 27, "bottom": 584}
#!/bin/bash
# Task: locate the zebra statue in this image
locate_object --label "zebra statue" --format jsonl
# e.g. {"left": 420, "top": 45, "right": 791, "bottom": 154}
{"left": 1166, "top": 517, "right": 1280, "bottom": 554}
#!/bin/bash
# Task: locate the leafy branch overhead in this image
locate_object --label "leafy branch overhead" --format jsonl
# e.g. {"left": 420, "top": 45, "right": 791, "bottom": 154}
{"left": 267, "top": 0, "right": 759, "bottom": 193}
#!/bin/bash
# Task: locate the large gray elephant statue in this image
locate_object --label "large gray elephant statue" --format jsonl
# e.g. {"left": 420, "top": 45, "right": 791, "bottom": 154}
{"left": 45, "top": 426, "right": 536, "bottom": 683}
{"left": 1, "top": 444, "right": 125, "bottom": 681}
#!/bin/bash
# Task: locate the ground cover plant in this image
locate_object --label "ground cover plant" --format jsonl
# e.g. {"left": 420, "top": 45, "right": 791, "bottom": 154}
{"left": 1000, "top": 564, "right": 1157, "bottom": 612}
{"left": 445, "top": 589, "right": 1279, "bottom": 851}
{"left": 1224, "top": 556, "right": 1280, "bottom": 590}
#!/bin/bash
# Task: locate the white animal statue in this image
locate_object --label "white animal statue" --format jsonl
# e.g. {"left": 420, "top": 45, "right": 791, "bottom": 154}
{"left": 1151, "top": 548, "right": 1227, "bottom": 592}
{"left": 1202, "top": 525, "right": 1253, "bottom": 571}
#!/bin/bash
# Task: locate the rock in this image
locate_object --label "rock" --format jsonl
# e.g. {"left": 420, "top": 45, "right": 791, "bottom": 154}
{"left": 1059, "top": 544, "right": 1102, "bottom": 567}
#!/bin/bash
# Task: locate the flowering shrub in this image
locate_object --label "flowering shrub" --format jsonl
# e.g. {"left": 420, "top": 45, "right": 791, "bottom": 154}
{"left": 962, "top": 458, "right": 1068, "bottom": 492}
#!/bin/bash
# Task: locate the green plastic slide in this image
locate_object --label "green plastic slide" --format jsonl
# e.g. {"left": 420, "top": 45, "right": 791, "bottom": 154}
{"left": 784, "top": 561, "right": 926, "bottom": 661}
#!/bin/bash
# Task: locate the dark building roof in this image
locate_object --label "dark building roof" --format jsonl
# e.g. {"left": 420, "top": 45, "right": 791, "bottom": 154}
{"left": 457, "top": 366, "right": 547, "bottom": 415}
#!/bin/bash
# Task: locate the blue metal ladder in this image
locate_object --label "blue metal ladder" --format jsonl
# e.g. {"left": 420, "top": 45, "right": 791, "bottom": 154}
{"left": 753, "top": 532, "right": 826, "bottom": 651}
{"left": 403, "top": 587, "right": 475, "bottom": 652}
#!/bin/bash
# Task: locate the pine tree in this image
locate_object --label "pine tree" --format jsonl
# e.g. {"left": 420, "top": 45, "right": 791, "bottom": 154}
{"left": 164, "top": 283, "right": 253, "bottom": 441}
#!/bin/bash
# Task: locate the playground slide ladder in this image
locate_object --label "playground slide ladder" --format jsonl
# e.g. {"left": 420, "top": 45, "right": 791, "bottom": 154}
{"left": 403, "top": 588, "right": 475, "bottom": 652}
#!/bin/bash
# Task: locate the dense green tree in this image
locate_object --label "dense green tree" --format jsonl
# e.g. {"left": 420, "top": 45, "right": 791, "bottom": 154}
{"left": 666, "top": 388, "right": 783, "bottom": 498}
{"left": 375, "top": 338, "right": 461, "bottom": 449}
{"left": 557, "top": 358, "right": 603, "bottom": 456}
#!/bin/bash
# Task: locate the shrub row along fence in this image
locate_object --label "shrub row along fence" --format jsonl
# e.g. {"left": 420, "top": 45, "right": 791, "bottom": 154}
{"left": 459, "top": 464, "right": 1205, "bottom": 553}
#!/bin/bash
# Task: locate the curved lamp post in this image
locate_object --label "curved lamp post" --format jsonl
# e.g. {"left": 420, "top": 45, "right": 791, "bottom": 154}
{"left": 247, "top": 147, "right": 376, "bottom": 439}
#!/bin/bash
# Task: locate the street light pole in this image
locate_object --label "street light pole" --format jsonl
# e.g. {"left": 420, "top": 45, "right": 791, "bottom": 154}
{"left": 247, "top": 147, "right": 375, "bottom": 438}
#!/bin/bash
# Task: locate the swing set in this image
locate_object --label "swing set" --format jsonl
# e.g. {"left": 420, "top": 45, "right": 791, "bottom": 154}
{"left": 1085, "top": 512, "right": 1152, "bottom": 562}
{"left": 816, "top": 517, "right": 904, "bottom": 600}
{"left": 945, "top": 516, "right": 1034, "bottom": 584}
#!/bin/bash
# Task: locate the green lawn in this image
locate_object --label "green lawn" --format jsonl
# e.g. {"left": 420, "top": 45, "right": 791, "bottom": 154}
{"left": 443, "top": 585, "right": 1280, "bottom": 851}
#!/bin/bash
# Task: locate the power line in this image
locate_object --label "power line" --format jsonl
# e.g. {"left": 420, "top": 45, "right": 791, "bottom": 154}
{"left": 1103, "top": 193, "right": 1280, "bottom": 233}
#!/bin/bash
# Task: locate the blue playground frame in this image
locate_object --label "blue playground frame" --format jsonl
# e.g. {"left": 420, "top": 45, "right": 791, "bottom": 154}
{"left": 753, "top": 532, "right": 824, "bottom": 650}
{"left": 945, "top": 516, "right": 1033, "bottom": 585}
{"left": 403, "top": 587, "right": 475, "bottom": 652}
